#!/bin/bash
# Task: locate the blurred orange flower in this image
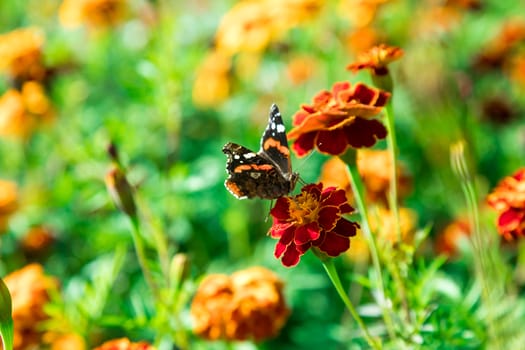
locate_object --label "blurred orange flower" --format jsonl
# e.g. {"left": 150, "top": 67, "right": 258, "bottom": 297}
{"left": 93, "top": 338, "right": 155, "bottom": 350}
{"left": 487, "top": 168, "right": 525, "bottom": 240}
{"left": 0, "top": 81, "right": 54, "bottom": 138}
{"left": 288, "top": 81, "right": 389, "bottom": 157}
{"left": 507, "top": 54, "right": 525, "bottom": 89}
{"left": 346, "top": 207, "right": 417, "bottom": 262}
{"left": 59, "top": 0, "right": 127, "bottom": 30}
{"left": 42, "top": 332, "right": 86, "bottom": 350}
{"left": 4, "top": 263, "right": 59, "bottom": 350}
{"left": 347, "top": 44, "right": 403, "bottom": 76}
{"left": 0, "top": 27, "right": 45, "bottom": 82}
{"left": 21, "top": 226, "right": 55, "bottom": 254}
{"left": 286, "top": 55, "right": 317, "bottom": 85}
{"left": 435, "top": 219, "right": 471, "bottom": 258}
{"left": 0, "top": 179, "right": 18, "bottom": 233}
{"left": 191, "top": 266, "right": 289, "bottom": 341}
{"left": 338, "top": 0, "right": 389, "bottom": 28}
{"left": 345, "top": 27, "right": 381, "bottom": 56}
{"left": 192, "top": 50, "right": 231, "bottom": 108}
{"left": 215, "top": 0, "right": 323, "bottom": 55}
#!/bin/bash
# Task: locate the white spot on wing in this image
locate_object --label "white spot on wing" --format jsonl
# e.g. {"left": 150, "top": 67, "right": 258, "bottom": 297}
{"left": 250, "top": 172, "right": 261, "bottom": 179}
{"left": 276, "top": 124, "right": 285, "bottom": 133}
{"left": 243, "top": 153, "right": 257, "bottom": 159}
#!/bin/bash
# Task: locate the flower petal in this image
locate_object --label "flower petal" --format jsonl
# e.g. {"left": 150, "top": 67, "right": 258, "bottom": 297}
{"left": 315, "top": 231, "right": 351, "bottom": 256}
{"left": 317, "top": 206, "right": 340, "bottom": 231}
{"left": 344, "top": 118, "right": 387, "bottom": 148}
{"left": 316, "top": 129, "right": 349, "bottom": 155}
{"left": 291, "top": 131, "right": 316, "bottom": 157}
{"left": 270, "top": 197, "right": 291, "bottom": 221}
{"left": 281, "top": 244, "right": 302, "bottom": 267}
{"left": 294, "top": 222, "right": 321, "bottom": 245}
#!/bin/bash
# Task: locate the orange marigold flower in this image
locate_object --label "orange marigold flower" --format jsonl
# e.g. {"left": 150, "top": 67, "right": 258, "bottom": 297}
{"left": 0, "top": 179, "right": 18, "bottom": 233}
{"left": 487, "top": 168, "right": 525, "bottom": 240}
{"left": 191, "top": 267, "right": 289, "bottom": 341}
{"left": 42, "top": 332, "right": 86, "bottom": 350}
{"left": 345, "top": 27, "right": 381, "bottom": 56}
{"left": 192, "top": 50, "right": 231, "bottom": 108}
{"left": 21, "top": 226, "right": 55, "bottom": 254}
{"left": 270, "top": 183, "right": 359, "bottom": 267}
{"left": 4, "top": 263, "right": 59, "bottom": 350}
{"left": 347, "top": 44, "right": 403, "bottom": 76}
{"left": 0, "top": 81, "right": 55, "bottom": 138}
{"left": 288, "top": 81, "right": 389, "bottom": 157}
{"left": 215, "top": 0, "right": 323, "bottom": 55}
{"left": 286, "top": 55, "right": 317, "bottom": 85}
{"left": 93, "top": 338, "right": 155, "bottom": 350}
{"left": 346, "top": 207, "right": 417, "bottom": 262}
{"left": 59, "top": 0, "right": 127, "bottom": 30}
{"left": 435, "top": 219, "right": 471, "bottom": 258}
{"left": 338, "top": 0, "right": 389, "bottom": 29}
{"left": 0, "top": 27, "right": 45, "bottom": 82}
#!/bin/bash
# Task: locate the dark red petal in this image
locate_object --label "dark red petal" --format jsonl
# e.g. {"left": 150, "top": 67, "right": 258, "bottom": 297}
{"left": 270, "top": 197, "right": 291, "bottom": 221}
{"left": 317, "top": 206, "right": 340, "bottom": 231}
{"left": 302, "top": 182, "right": 323, "bottom": 198}
{"left": 291, "top": 132, "right": 317, "bottom": 157}
{"left": 316, "top": 129, "right": 349, "bottom": 155}
{"left": 274, "top": 240, "right": 287, "bottom": 258}
{"left": 321, "top": 188, "right": 350, "bottom": 209}
{"left": 281, "top": 244, "right": 302, "bottom": 267}
{"left": 333, "top": 218, "right": 359, "bottom": 238}
{"left": 344, "top": 118, "right": 387, "bottom": 148}
{"left": 315, "top": 231, "right": 351, "bottom": 256}
{"left": 270, "top": 222, "right": 295, "bottom": 239}
{"left": 352, "top": 83, "right": 382, "bottom": 105}
{"left": 294, "top": 222, "right": 321, "bottom": 245}
{"left": 498, "top": 209, "right": 524, "bottom": 234}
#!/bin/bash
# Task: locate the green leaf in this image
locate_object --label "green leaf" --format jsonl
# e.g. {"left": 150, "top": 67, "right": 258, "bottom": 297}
{"left": 0, "top": 278, "right": 14, "bottom": 350}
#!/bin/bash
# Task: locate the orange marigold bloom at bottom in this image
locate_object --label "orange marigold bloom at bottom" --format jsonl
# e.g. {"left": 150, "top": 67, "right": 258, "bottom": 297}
{"left": 487, "top": 168, "right": 525, "bottom": 240}
{"left": 93, "top": 338, "right": 155, "bottom": 350}
{"left": 4, "top": 263, "right": 59, "bottom": 350}
{"left": 191, "top": 267, "right": 289, "bottom": 341}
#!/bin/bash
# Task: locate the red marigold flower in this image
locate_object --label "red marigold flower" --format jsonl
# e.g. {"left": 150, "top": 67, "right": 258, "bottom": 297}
{"left": 287, "top": 81, "right": 389, "bottom": 157}
{"left": 269, "top": 183, "right": 359, "bottom": 267}
{"left": 347, "top": 44, "right": 403, "bottom": 75}
{"left": 487, "top": 168, "right": 525, "bottom": 240}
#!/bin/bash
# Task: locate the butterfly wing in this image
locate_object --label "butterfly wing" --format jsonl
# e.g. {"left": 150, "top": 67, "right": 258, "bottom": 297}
{"left": 222, "top": 142, "right": 293, "bottom": 199}
{"left": 259, "top": 104, "right": 293, "bottom": 177}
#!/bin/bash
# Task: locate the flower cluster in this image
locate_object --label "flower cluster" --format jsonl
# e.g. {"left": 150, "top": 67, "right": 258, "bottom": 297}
{"left": 0, "top": 27, "right": 45, "bottom": 83}
{"left": 59, "top": 0, "right": 127, "bottom": 30}
{"left": 487, "top": 168, "right": 525, "bottom": 240}
{"left": 270, "top": 183, "right": 359, "bottom": 267}
{"left": 287, "top": 81, "right": 390, "bottom": 157}
{"left": 191, "top": 267, "right": 289, "bottom": 341}
{"left": 4, "top": 263, "right": 59, "bottom": 350}
{"left": 93, "top": 338, "right": 155, "bottom": 350}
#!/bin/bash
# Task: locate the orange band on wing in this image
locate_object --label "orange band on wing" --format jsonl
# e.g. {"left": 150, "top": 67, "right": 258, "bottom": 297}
{"left": 263, "top": 138, "right": 290, "bottom": 156}
{"left": 233, "top": 164, "right": 274, "bottom": 173}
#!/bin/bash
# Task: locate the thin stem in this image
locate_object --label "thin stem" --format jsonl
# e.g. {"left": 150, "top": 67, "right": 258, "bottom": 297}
{"left": 322, "top": 260, "right": 381, "bottom": 349}
{"left": 384, "top": 102, "right": 401, "bottom": 242}
{"left": 340, "top": 153, "right": 396, "bottom": 339}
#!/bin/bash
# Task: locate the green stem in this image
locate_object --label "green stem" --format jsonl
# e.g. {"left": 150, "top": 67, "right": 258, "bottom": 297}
{"left": 384, "top": 102, "right": 401, "bottom": 242}
{"left": 129, "top": 215, "right": 160, "bottom": 300}
{"left": 340, "top": 153, "right": 396, "bottom": 339}
{"left": 321, "top": 260, "right": 381, "bottom": 349}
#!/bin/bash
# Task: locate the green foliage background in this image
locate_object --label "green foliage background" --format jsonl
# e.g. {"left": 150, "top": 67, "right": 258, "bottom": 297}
{"left": 0, "top": 0, "right": 524, "bottom": 349}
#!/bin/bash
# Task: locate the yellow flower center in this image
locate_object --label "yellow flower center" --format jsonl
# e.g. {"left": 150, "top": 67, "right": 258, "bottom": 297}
{"left": 288, "top": 192, "right": 321, "bottom": 225}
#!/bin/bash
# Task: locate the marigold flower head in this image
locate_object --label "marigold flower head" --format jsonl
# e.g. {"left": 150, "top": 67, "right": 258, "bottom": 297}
{"left": 59, "top": 0, "right": 127, "bottom": 30}
{"left": 4, "top": 263, "right": 59, "bottom": 350}
{"left": 270, "top": 183, "right": 359, "bottom": 267}
{"left": 0, "top": 179, "right": 18, "bottom": 233}
{"left": 0, "top": 81, "right": 55, "bottom": 138}
{"left": 21, "top": 226, "right": 55, "bottom": 254}
{"left": 435, "top": 219, "right": 471, "bottom": 258}
{"left": 346, "top": 207, "right": 417, "bottom": 262}
{"left": 288, "top": 81, "right": 389, "bottom": 157}
{"left": 192, "top": 50, "right": 231, "bottom": 108}
{"left": 487, "top": 168, "right": 525, "bottom": 240}
{"left": 42, "top": 332, "right": 86, "bottom": 350}
{"left": 0, "top": 27, "right": 45, "bottom": 82}
{"left": 191, "top": 267, "right": 289, "bottom": 341}
{"left": 93, "top": 338, "right": 155, "bottom": 350}
{"left": 347, "top": 44, "right": 403, "bottom": 76}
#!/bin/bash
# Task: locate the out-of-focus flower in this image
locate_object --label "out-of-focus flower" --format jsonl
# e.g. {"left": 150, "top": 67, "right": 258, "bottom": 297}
{"left": 347, "top": 44, "right": 403, "bottom": 76}
{"left": 215, "top": 0, "right": 323, "bottom": 55}
{"left": 93, "top": 338, "right": 155, "bottom": 350}
{"left": 435, "top": 219, "right": 471, "bottom": 257}
{"left": 338, "top": 0, "right": 389, "bottom": 28}
{"left": 0, "top": 81, "right": 55, "bottom": 138}
{"left": 346, "top": 207, "right": 417, "bottom": 262}
{"left": 345, "top": 27, "right": 381, "bottom": 56}
{"left": 191, "top": 267, "right": 289, "bottom": 341}
{"left": 0, "top": 27, "right": 45, "bottom": 82}
{"left": 413, "top": 0, "right": 481, "bottom": 37}
{"left": 4, "top": 264, "right": 59, "bottom": 350}
{"left": 507, "top": 54, "right": 525, "bottom": 89}
{"left": 288, "top": 81, "right": 389, "bottom": 157}
{"left": 59, "top": 0, "right": 127, "bottom": 30}
{"left": 357, "top": 149, "right": 411, "bottom": 205}
{"left": 319, "top": 157, "right": 353, "bottom": 203}
{"left": 487, "top": 168, "right": 525, "bottom": 240}
{"left": 285, "top": 55, "right": 317, "bottom": 85}
{"left": 270, "top": 183, "right": 359, "bottom": 267}
{"left": 21, "top": 226, "right": 55, "bottom": 254}
{"left": 42, "top": 332, "right": 86, "bottom": 350}
{"left": 105, "top": 165, "right": 137, "bottom": 218}
{"left": 192, "top": 50, "right": 231, "bottom": 108}
{"left": 472, "top": 20, "right": 525, "bottom": 71}
{"left": 0, "top": 179, "right": 18, "bottom": 233}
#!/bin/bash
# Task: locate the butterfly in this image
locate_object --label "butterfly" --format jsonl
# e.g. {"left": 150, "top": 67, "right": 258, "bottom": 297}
{"left": 222, "top": 104, "right": 299, "bottom": 199}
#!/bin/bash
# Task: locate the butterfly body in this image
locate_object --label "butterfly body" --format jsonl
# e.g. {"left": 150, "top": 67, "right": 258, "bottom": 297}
{"left": 222, "top": 104, "right": 298, "bottom": 199}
